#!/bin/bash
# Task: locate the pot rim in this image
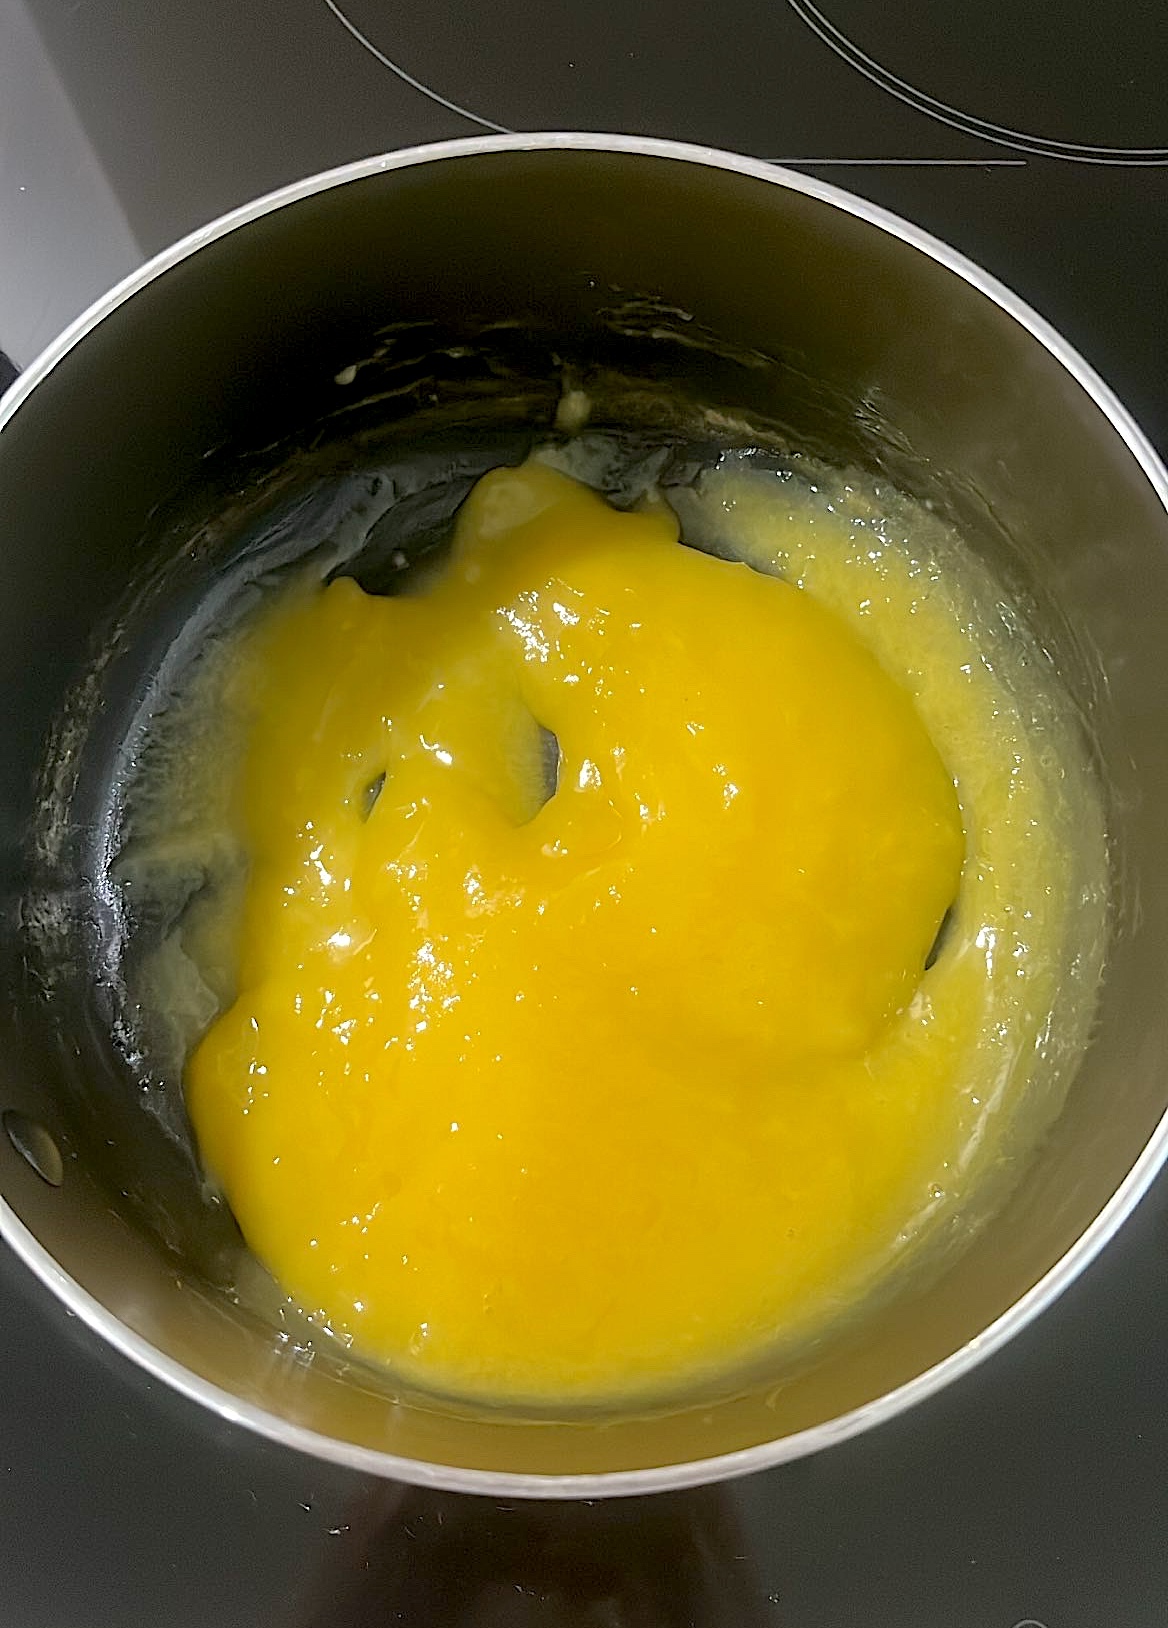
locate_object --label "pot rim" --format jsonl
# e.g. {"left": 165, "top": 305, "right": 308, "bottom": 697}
{"left": 3, "top": 130, "right": 1167, "bottom": 1498}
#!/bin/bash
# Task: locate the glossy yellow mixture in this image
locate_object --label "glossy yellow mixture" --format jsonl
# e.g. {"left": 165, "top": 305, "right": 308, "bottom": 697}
{"left": 181, "top": 455, "right": 1100, "bottom": 1401}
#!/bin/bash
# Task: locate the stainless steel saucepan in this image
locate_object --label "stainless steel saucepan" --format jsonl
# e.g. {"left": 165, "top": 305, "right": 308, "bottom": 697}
{"left": 1, "top": 134, "right": 1166, "bottom": 1496}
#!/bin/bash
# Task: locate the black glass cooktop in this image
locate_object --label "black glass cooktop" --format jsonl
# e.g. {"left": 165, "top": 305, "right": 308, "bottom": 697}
{"left": 2, "top": 2, "right": 1166, "bottom": 1623}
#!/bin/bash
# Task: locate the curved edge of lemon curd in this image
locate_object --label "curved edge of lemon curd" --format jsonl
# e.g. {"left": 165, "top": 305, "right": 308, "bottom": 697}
{"left": 672, "top": 457, "right": 1110, "bottom": 1227}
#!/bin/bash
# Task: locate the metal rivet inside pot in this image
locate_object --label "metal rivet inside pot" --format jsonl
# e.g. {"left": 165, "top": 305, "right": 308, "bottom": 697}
{"left": 2, "top": 1110, "right": 64, "bottom": 1188}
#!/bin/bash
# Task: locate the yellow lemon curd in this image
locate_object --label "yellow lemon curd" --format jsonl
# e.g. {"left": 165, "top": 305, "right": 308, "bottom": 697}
{"left": 187, "top": 459, "right": 973, "bottom": 1401}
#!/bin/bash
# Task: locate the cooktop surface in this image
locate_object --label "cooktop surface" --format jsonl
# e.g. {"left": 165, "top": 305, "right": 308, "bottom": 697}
{"left": 1, "top": 2, "right": 1166, "bottom": 1623}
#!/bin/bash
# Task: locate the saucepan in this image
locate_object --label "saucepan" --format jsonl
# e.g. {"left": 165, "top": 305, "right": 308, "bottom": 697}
{"left": 1, "top": 134, "right": 1166, "bottom": 1496}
